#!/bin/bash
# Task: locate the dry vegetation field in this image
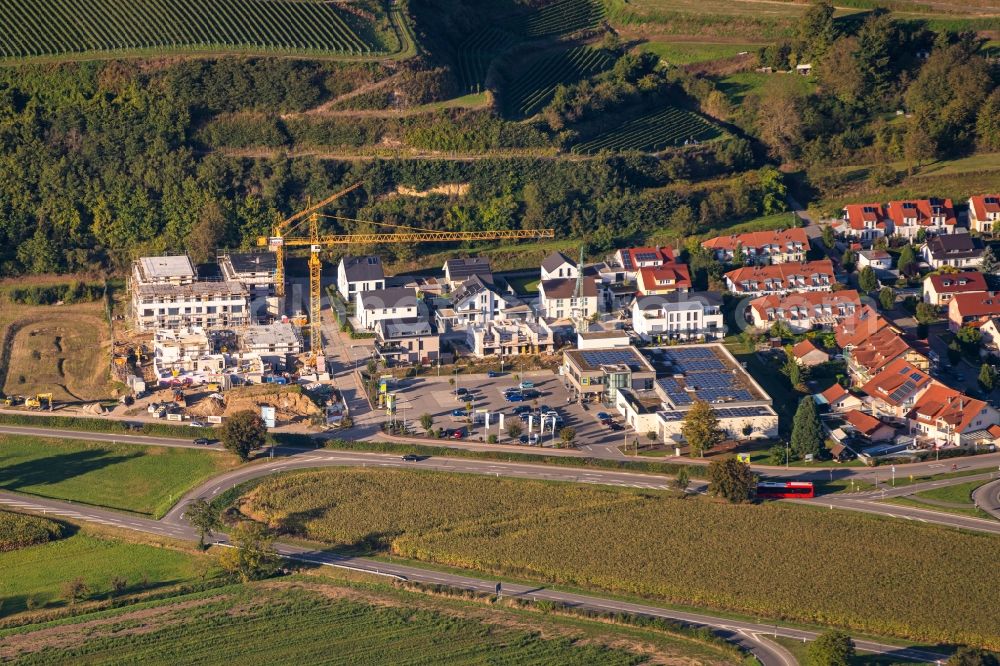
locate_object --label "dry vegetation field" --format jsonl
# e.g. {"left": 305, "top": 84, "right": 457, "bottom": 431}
{"left": 0, "top": 297, "right": 111, "bottom": 403}
{"left": 235, "top": 468, "right": 1000, "bottom": 649}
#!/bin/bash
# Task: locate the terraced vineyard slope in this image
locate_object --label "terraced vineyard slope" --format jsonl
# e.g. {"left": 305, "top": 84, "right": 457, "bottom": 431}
{"left": 512, "top": 0, "right": 606, "bottom": 38}
{"left": 572, "top": 106, "right": 723, "bottom": 153}
{"left": 0, "top": 0, "right": 382, "bottom": 60}
{"left": 503, "top": 46, "right": 614, "bottom": 117}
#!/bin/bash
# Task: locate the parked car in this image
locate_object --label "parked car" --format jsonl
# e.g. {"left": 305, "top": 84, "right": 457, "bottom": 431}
{"left": 454, "top": 387, "right": 468, "bottom": 396}
{"left": 401, "top": 454, "right": 421, "bottom": 462}
{"left": 600, "top": 417, "right": 613, "bottom": 426}
{"left": 521, "top": 389, "right": 540, "bottom": 399}
{"left": 487, "top": 370, "right": 502, "bottom": 378}
{"left": 193, "top": 437, "right": 211, "bottom": 446}
{"left": 596, "top": 412, "right": 611, "bottom": 421}
{"left": 451, "top": 429, "right": 465, "bottom": 439}
{"left": 512, "top": 405, "right": 532, "bottom": 415}
{"left": 528, "top": 433, "right": 540, "bottom": 445}
{"left": 505, "top": 393, "right": 525, "bottom": 402}
{"left": 189, "top": 421, "right": 206, "bottom": 428}
{"left": 608, "top": 421, "right": 623, "bottom": 431}
{"left": 451, "top": 408, "right": 467, "bottom": 417}
{"left": 519, "top": 380, "right": 534, "bottom": 390}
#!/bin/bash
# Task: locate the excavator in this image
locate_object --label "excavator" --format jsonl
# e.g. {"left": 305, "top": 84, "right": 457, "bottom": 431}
{"left": 24, "top": 393, "right": 53, "bottom": 410}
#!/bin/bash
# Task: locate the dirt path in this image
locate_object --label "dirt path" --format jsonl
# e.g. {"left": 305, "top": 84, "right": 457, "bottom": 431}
{"left": 285, "top": 70, "right": 408, "bottom": 119}
{"left": 216, "top": 147, "right": 589, "bottom": 162}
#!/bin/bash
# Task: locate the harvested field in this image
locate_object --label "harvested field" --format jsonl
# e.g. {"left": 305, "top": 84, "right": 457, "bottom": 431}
{"left": 0, "top": 302, "right": 111, "bottom": 402}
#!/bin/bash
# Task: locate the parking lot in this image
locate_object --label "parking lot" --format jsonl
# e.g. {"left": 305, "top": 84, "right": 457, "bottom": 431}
{"left": 384, "top": 372, "right": 630, "bottom": 456}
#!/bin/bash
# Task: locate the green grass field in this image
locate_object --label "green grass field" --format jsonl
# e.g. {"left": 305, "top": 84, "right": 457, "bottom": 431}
{"left": 0, "top": 435, "right": 236, "bottom": 517}
{"left": 0, "top": 578, "right": 740, "bottom": 664}
{"left": 0, "top": 530, "right": 204, "bottom": 615}
{"left": 638, "top": 40, "right": 758, "bottom": 65}
{"left": 234, "top": 468, "right": 1000, "bottom": 649}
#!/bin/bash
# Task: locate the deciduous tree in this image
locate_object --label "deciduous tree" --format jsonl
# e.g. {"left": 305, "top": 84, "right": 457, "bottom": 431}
{"left": 220, "top": 410, "right": 266, "bottom": 462}
{"left": 806, "top": 630, "right": 855, "bottom": 666}
{"left": 217, "top": 521, "right": 279, "bottom": 583}
{"left": 682, "top": 400, "right": 724, "bottom": 457}
{"left": 186, "top": 497, "right": 222, "bottom": 550}
{"left": 897, "top": 244, "right": 917, "bottom": 275}
{"left": 858, "top": 266, "right": 878, "bottom": 293}
{"left": 878, "top": 286, "right": 895, "bottom": 310}
{"left": 708, "top": 457, "right": 756, "bottom": 503}
{"left": 948, "top": 646, "right": 1000, "bottom": 666}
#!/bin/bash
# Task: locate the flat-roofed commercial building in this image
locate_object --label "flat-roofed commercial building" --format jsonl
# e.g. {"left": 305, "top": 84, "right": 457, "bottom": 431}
{"left": 563, "top": 346, "right": 656, "bottom": 404}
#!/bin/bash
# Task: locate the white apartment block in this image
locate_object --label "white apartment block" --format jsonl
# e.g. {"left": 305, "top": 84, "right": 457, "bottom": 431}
{"left": 630, "top": 294, "right": 724, "bottom": 341}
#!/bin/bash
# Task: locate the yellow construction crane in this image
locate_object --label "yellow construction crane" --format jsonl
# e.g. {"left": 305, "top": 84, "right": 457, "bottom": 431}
{"left": 258, "top": 183, "right": 555, "bottom": 366}
{"left": 266, "top": 182, "right": 364, "bottom": 300}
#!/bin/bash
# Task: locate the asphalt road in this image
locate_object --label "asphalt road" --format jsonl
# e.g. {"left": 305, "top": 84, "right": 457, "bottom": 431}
{"left": 8, "top": 421, "right": 1000, "bottom": 481}
{"left": 972, "top": 479, "right": 1000, "bottom": 520}
{"left": 0, "top": 490, "right": 949, "bottom": 666}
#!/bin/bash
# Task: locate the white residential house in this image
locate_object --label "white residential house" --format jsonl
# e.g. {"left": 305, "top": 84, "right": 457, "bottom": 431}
{"left": 337, "top": 256, "right": 386, "bottom": 300}
{"left": 540, "top": 251, "right": 578, "bottom": 280}
{"left": 434, "top": 275, "right": 508, "bottom": 332}
{"left": 356, "top": 287, "right": 422, "bottom": 330}
{"left": 857, "top": 250, "right": 892, "bottom": 271}
{"left": 887, "top": 198, "right": 957, "bottom": 239}
{"left": 968, "top": 194, "right": 1000, "bottom": 234}
{"left": 538, "top": 277, "right": 600, "bottom": 321}
{"left": 921, "top": 234, "right": 985, "bottom": 270}
{"left": 630, "top": 293, "right": 724, "bottom": 341}
{"left": 131, "top": 281, "right": 249, "bottom": 332}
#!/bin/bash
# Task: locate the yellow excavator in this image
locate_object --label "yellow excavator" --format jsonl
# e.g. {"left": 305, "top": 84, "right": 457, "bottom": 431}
{"left": 25, "top": 393, "right": 53, "bottom": 410}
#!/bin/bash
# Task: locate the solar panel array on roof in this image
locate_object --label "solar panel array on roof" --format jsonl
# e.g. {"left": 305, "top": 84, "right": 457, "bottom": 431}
{"left": 714, "top": 406, "right": 771, "bottom": 418}
{"left": 658, "top": 378, "right": 692, "bottom": 406}
{"left": 697, "top": 387, "right": 755, "bottom": 402}
{"left": 635, "top": 252, "right": 659, "bottom": 263}
{"left": 909, "top": 372, "right": 923, "bottom": 381}
{"left": 986, "top": 197, "right": 999, "bottom": 205}
{"left": 579, "top": 349, "right": 646, "bottom": 371}
{"left": 658, "top": 411, "right": 684, "bottom": 422}
{"left": 621, "top": 252, "right": 633, "bottom": 269}
{"left": 888, "top": 380, "right": 917, "bottom": 403}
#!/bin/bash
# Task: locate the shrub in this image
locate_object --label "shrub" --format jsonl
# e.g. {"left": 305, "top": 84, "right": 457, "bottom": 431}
{"left": 0, "top": 510, "right": 64, "bottom": 551}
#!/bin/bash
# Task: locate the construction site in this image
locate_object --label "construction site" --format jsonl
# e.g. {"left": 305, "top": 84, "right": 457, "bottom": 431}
{"left": 1, "top": 182, "right": 554, "bottom": 431}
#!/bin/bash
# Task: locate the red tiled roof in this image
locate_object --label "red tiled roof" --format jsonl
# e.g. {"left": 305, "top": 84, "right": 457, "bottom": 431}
{"left": 791, "top": 338, "right": 826, "bottom": 359}
{"left": 950, "top": 291, "right": 1000, "bottom": 319}
{"left": 725, "top": 260, "right": 834, "bottom": 293}
{"left": 850, "top": 328, "right": 915, "bottom": 374}
{"left": 819, "top": 383, "right": 850, "bottom": 404}
{"left": 617, "top": 246, "right": 676, "bottom": 268}
{"left": 926, "top": 271, "right": 987, "bottom": 295}
{"left": 860, "top": 358, "right": 932, "bottom": 407}
{"left": 834, "top": 305, "right": 890, "bottom": 348}
{"left": 701, "top": 228, "right": 808, "bottom": 252}
{"left": 970, "top": 194, "right": 1000, "bottom": 221}
{"left": 842, "top": 203, "right": 887, "bottom": 231}
{"left": 637, "top": 264, "right": 691, "bottom": 294}
{"left": 844, "top": 409, "right": 886, "bottom": 437}
{"left": 886, "top": 198, "right": 956, "bottom": 228}
{"left": 909, "top": 382, "right": 988, "bottom": 434}
{"left": 751, "top": 290, "right": 860, "bottom": 323}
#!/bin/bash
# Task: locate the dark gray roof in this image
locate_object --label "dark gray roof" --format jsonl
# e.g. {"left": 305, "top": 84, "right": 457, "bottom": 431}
{"left": 225, "top": 252, "right": 276, "bottom": 274}
{"left": 541, "top": 251, "right": 575, "bottom": 274}
{"left": 377, "top": 317, "right": 434, "bottom": 339}
{"left": 341, "top": 255, "right": 385, "bottom": 282}
{"left": 444, "top": 257, "right": 492, "bottom": 281}
{"left": 636, "top": 291, "right": 722, "bottom": 310}
{"left": 359, "top": 287, "right": 419, "bottom": 310}
{"left": 540, "top": 277, "right": 598, "bottom": 299}
{"left": 450, "top": 275, "right": 497, "bottom": 304}
{"left": 925, "top": 234, "right": 984, "bottom": 260}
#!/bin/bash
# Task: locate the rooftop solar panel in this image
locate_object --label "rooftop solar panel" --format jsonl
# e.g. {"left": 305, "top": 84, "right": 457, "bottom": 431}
{"left": 621, "top": 253, "right": 633, "bottom": 269}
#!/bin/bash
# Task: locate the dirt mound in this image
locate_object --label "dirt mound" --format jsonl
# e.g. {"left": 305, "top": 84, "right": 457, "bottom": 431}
{"left": 188, "top": 387, "right": 321, "bottom": 423}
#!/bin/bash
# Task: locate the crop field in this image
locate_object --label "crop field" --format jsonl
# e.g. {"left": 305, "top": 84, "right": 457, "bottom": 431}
{"left": 572, "top": 106, "right": 722, "bottom": 154}
{"left": 0, "top": 0, "right": 380, "bottom": 61}
{"left": 0, "top": 298, "right": 111, "bottom": 402}
{"left": 0, "top": 581, "right": 738, "bottom": 665}
{"left": 512, "top": 0, "right": 607, "bottom": 39}
{"left": 0, "top": 434, "right": 236, "bottom": 518}
{"left": 0, "top": 510, "right": 64, "bottom": 552}
{"left": 0, "top": 530, "right": 204, "bottom": 616}
{"left": 503, "top": 46, "right": 615, "bottom": 117}
{"left": 237, "top": 468, "right": 1000, "bottom": 648}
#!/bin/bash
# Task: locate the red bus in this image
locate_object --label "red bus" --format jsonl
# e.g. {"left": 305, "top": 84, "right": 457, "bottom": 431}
{"left": 756, "top": 480, "right": 815, "bottom": 499}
